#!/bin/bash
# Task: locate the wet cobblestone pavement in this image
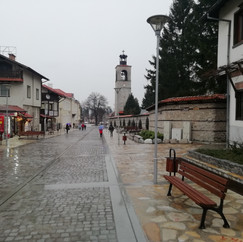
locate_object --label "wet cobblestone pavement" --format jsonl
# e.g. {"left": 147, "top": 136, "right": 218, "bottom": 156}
{"left": 0, "top": 128, "right": 144, "bottom": 242}
{"left": 0, "top": 127, "right": 242, "bottom": 241}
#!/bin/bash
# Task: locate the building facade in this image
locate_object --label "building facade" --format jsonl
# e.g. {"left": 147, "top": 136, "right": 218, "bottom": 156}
{"left": 208, "top": 0, "right": 243, "bottom": 144}
{"left": 114, "top": 52, "right": 131, "bottom": 115}
{"left": 0, "top": 53, "right": 49, "bottom": 136}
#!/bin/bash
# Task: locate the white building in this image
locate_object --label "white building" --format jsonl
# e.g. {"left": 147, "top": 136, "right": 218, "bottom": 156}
{"left": 208, "top": 0, "right": 243, "bottom": 144}
{"left": 53, "top": 88, "right": 81, "bottom": 129}
{"left": 0, "top": 53, "right": 49, "bottom": 135}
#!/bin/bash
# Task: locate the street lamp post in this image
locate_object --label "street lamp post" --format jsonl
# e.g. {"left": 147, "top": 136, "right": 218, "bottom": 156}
{"left": 147, "top": 15, "right": 170, "bottom": 184}
{"left": 4, "top": 84, "right": 11, "bottom": 146}
{"left": 114, "top": 87, "right": 121, "bottom": 145}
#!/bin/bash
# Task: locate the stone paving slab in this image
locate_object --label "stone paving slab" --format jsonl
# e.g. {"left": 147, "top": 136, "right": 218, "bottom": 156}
{"left": 103, "top": 129, "right": 243, "bottom": 242}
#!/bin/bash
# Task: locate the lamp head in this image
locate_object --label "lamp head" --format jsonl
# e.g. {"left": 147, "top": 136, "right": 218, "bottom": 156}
{"left": 147, "top": 15, "right": 170, "bottom": 35}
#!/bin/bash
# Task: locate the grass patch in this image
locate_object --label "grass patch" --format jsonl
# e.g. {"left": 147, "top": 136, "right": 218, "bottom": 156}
{"left": 196, "top": 148, "right": 243, "bottom": 165}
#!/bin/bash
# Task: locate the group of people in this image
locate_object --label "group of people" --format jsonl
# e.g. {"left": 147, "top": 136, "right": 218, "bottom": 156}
{"left": 65, "top": 122, "right": 115, "bottom": 137}
{"left": 78, "top": 123, "right": 86, "bottom": 131}
{"left": 65, "top": 123, "right": 86, "bottom": 133}
{"left": 99, "top": 123, "right": 115, "bottom": 137}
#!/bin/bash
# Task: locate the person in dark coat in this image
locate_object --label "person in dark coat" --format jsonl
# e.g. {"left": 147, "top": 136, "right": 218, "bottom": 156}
{"left": 108, "top": 124, "right": 114, "bottom": 137}
{"left": 65, "top": 123, "right": 70, "bottom": 133}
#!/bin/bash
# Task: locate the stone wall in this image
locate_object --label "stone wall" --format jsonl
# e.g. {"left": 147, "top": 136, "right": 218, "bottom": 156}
{"left": 149, "top": 102, "right": 226, "bottom": 143}
{"left": 109, "top": 114, "right": 149, "bottom": 130}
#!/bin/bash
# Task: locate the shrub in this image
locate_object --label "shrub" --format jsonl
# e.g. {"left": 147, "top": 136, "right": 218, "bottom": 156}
{"left": 139, "top": 130, "right": 163, "bottom": 140}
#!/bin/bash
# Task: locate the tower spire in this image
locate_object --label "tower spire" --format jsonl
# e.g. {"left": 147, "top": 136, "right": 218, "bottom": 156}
{"left": 119, "top": 50, "right": 127, "bottom": 65}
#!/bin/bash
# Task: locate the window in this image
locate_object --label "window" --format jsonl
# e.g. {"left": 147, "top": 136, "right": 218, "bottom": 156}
{"left": 236, "top": 91, "right": 243, "bottom": 120}
{"left": 49, "top": 102, "right": 53, "bottom": 110}
{"left": 0, "top": 85, "right": 10, "bottom": 97}
{"left": 27, "top": 85, "right": 31, "bottom": 98}
{"left": 36, "top": 88, "right": 39, "bottom": 100}
{"left": 234, "top": 6, "right": 243, "bottom": 45}
{"left": 121, "top": 70, "right": 127, "bottom": 81}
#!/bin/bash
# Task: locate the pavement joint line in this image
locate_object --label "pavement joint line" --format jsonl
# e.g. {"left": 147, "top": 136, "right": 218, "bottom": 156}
{"left": 44, "top": 182, "right": 117, "bottom": 190}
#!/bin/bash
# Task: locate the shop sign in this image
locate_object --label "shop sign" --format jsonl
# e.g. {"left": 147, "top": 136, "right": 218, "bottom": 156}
{"left": 0, "top": 116, "right": 4, "bottom": 133}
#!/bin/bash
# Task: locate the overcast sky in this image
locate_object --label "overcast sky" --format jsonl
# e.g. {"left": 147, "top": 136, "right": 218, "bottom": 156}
{"left": 1, "top": 0, "right": 172, "bottom": 109}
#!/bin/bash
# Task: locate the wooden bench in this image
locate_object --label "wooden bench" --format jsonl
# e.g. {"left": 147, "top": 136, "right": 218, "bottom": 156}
{"left": 164, "top": 160, "right": 230, "bottom": 229}
{"left": 18, "top": 131, "right": 45, "bottom": 139}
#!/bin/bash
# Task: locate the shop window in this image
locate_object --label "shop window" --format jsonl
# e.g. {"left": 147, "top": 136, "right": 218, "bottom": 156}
{"left": 236, "top": 91, "right": 243, "bottom": 120}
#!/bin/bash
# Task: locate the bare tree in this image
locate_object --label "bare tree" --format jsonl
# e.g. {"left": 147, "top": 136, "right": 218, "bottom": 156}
{"left": 84, "top": 92, "right": 108, "bottom": 125}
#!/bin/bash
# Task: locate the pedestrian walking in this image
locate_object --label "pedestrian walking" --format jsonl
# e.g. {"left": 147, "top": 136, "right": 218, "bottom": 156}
{"left": 65, "top": 123, "right": 70, "bottom": 134}
{"left": 99, "top": 124, "right": 104, "bottom": 137}
{"left": 108, "top": 124, "right": 114, "bottom": 137}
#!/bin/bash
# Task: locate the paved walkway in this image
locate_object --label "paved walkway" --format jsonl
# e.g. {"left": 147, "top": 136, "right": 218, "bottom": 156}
{"left": 103, "top": 129, "right": 243, "bottom": 242}
{"left": 0, "top": 127, "right": 242, "bottom": 241}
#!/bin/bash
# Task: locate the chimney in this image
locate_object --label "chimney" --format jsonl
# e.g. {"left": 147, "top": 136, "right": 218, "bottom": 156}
{"left": 9, "top": 53, "right": 16, "bottom": 61}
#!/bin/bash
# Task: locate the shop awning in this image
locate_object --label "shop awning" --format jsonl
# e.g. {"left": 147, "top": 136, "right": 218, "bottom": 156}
{"left": 20, "top": 112, "right": 33, "bottom": 118}
{"left": 0, "top": 105, "right": 26, "bottom": 112}
{"left": 40, "top": 114, "right": 52, "bottom": 118}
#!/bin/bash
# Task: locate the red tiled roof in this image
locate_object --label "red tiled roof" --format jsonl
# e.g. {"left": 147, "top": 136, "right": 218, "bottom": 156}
{"left": 0, "top": 105, "right": 32, "bottom": 118}
{"left": 54, "top": 89, "right": 73, "bottom": 98}
{"left": 160, "top": 94, "right": 226, "bottom": 104}
{"left": 146, "top": 94, "right": 226, "bottom": 111}
{"left": 0, "top": 105, "right": 26, "bottom": 112}
{"left": 43, "top": 85, "right": 73, "bottom": 98}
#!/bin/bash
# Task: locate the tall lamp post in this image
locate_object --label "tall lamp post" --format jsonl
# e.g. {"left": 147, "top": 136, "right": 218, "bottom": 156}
{"left": 147, "top": 15, "right": 170, "bottom": 184}
{"left": 4, "top": 84, "right": 11, "bottom": 146}
{"left": 114, "top": 87, "right": 121, "bottom": 145}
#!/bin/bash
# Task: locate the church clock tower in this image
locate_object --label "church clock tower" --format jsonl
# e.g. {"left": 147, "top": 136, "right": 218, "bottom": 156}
{"left": 114, "top": 51, "right": 131, "bottom": 115}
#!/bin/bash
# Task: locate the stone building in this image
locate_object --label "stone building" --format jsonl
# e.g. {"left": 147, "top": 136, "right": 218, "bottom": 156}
{"left": 146, "top": 94, "right": 226, "bottom": 143}
{"left": 114, "top": 52, "right": 131, "bottom": 115}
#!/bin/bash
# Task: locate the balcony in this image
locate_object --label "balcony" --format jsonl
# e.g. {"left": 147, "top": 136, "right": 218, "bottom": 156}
{"left": 0, "top": 70, "right": 23, "bottom": 82}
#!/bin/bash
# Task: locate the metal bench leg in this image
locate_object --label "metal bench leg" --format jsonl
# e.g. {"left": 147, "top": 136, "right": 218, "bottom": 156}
{"left": 167, "top": 183, "right": 173, "bottom": 196}
{"left": 217, "top": 210, "right": 230, "bottom": 228}
{"left": 199, "top": 208, "right": 207, "bottom": 229}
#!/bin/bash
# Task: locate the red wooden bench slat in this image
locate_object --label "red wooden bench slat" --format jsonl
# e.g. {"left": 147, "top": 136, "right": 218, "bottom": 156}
{"left": 164, "top": 176, "right": 217, "bottom": 207}
{"left": 180, "top": 161, "right": 228, "bottom": 186}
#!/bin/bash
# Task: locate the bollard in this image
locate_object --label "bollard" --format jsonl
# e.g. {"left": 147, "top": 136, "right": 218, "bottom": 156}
{"left": 122, "top": 132, "right": 127, "bottom": 145}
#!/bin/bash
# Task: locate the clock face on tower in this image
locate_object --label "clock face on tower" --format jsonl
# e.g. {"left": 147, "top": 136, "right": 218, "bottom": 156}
{"left": 46, "top": 94, "right": 50, "bottom": 100}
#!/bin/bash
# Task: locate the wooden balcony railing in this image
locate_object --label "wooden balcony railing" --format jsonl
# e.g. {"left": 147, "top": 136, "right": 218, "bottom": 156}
{"left": 0, "top": 70, "right": 23, "bottom": 79}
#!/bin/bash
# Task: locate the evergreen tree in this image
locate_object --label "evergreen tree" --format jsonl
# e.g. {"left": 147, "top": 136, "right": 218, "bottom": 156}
{"left": 192, "top": 0, "right": 226, "bottom": 94}
{"left": 142, "top": 0, "right": 224, "bottom": 107}
{"left": 160, "top": 0, "right": 195, "bottom": 99}
{"left": 142, "top": 58, "right": 156, "bottom": 109}
{"left": 124, "top": 93, "right": 141, "bottom": 115}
